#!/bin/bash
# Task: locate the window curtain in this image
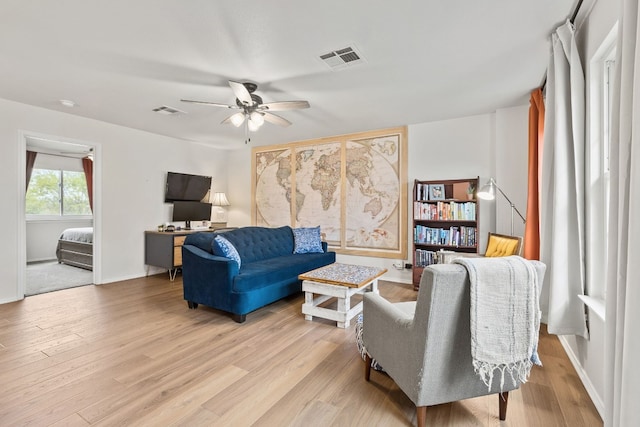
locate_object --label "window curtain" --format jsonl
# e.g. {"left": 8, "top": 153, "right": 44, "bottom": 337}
{"left": 604, "top": 0, "right": 640, "bottom": 424}
{"left": 524, "top": 89, "right": 544, "bottom": 260}
{"left": 82, "top": 156, "right": 93, "bottom": 212}
{"left": 26, "top": 150, "right": 37, "bottom": 192}
{"left": 540, "top": 20, "right": 588, "bottom": 338}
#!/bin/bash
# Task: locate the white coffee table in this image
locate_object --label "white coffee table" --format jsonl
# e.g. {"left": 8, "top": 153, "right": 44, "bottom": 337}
{"left": 299, "top": 263, "right": 387, "bottom": 328}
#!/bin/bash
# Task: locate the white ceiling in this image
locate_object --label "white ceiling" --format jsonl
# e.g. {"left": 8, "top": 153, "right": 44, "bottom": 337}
{"left": 1, "top": 1, "right": 579, "bottom": 149}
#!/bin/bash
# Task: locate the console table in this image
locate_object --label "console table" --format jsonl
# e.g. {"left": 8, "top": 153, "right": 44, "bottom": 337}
{"left": 144, "top": 229, "right": 215, "bottom": 280}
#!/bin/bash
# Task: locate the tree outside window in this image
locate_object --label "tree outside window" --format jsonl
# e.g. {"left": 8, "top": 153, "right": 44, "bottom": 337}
{"left": 26, "top": 169, "right": 91, "bottom": 216}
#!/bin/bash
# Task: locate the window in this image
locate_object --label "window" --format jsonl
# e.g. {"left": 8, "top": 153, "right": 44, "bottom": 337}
{"left": 586, "top": 23, "right": 617, "bottom": 307}
{"left": 26, "top": 168, "right": 91, "bottom": 217}
{"left": 603, "top": 55, "right": 615, "bottom": 230}
{"left": 599, "top": 41, "right": 616, "bottom": 302}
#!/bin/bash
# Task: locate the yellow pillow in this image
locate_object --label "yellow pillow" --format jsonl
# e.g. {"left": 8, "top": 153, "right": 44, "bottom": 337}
{"left": 485, "top": 236, "right": 519, "bottom": 257}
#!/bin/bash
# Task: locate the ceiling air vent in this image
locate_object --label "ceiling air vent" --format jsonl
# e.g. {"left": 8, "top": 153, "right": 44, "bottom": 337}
{"left": 152, "top": 105, "right": 186, "bottom": 115}
{"left": 319, "top": 46, "right": 365, "bottom": 70}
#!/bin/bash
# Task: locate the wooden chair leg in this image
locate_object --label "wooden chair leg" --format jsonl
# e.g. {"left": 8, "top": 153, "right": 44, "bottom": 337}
{"left": 499, "top": 391, "right": 509, "bottom": 421}
{"left": 364, "top": 354, "right": 372, "bottom": 381}
{"left": 416, "top": 405, "right": 426, "bottom": 427}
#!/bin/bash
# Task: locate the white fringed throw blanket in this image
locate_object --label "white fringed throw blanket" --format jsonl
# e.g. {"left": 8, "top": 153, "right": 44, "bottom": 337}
{"left": 454, "top": 256, "right": 541, "bottom": 390}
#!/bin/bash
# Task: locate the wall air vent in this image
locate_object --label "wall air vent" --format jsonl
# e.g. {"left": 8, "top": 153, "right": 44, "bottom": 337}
{"left": 152, "top": 105, "right": 186, "bottom": 115}
{"left": 319, "top": 46, "right": 365, "bottom": 70}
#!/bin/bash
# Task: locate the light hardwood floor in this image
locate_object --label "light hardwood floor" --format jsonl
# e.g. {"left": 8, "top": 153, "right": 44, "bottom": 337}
{"left": 0, "top": 275, "right": 602, "bottom": 426}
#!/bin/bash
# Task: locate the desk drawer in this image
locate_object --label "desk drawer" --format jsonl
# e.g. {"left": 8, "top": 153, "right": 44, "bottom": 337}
{"left": 173, "top": 247, "right": 183, "bottom": 266}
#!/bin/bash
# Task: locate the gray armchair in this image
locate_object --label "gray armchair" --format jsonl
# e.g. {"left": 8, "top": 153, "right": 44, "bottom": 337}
{"left": 362, "top": 261, "right": 546, "bottom": 426}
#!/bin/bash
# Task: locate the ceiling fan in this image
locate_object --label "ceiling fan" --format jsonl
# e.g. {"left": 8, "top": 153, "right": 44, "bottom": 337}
{"left": 181, "top": 81, "right": 310, "bottom": 142}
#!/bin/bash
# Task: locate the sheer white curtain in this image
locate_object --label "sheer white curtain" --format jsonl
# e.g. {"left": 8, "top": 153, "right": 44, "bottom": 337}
{"left": 604, "top": 1, "right": 640, "bottom": 424}
{"left": 540, "top": 20, "right": 589, "bottom": 338}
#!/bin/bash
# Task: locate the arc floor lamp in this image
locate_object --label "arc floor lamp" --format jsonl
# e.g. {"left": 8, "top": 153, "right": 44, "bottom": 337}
{"left": 476, "top": 178, "right": 526, "bottom": 236}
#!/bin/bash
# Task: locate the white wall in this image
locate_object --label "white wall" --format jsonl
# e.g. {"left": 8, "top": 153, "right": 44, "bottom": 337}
{"left": 27, "top": 219, "right": 92, "bottom": 262}
{"left": 0, "top": 98, "right": 228, "bottom": 304}
{"left": 226, "top": 146, "right": 253, "bottom": 227}
{"left": 495, "top": 105, "right": 529, "bottom": 238}
{"left": 227, "top": 111, "right": 530, "bottom": 283}
{"left": 407, "top": 114, "right": 497, "bottom": 259}
{"left": 1, "top": 99, "right": 530, "bottom": 300}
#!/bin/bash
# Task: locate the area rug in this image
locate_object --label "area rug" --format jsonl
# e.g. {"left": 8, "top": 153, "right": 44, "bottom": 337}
{"left": 26, "top": 261, "right": 93, "bottom": 296}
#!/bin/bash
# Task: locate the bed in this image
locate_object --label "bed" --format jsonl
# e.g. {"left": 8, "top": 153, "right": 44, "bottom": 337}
{"left": 56, "top": 227, "right": 93, "bottom": 270}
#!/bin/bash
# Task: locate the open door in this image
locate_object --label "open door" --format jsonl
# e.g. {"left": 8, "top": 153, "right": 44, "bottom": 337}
{"left": 23, "top": 135, "right": 97, "bottom": 296}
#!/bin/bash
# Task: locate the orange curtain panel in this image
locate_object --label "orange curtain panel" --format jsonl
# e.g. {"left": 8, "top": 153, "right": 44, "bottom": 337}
{"left": 524, "top": 88, "right": 544, "bottom": 260}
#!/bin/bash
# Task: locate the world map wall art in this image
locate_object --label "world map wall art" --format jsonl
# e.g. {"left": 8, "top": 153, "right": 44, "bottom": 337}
{"left": 252, "top": 126, "right": 407, "bottom": 259}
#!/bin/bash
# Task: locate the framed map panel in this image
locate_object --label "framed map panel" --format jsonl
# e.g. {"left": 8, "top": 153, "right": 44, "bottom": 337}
{"left": 254, "top": 147, "right": 292, "bottom": 227}
{"left": 292, "top": 142, "right": 342, "bottom": 245}
{"left": 344, "top": 135, "right": 401, "bottom": 252}
{"left": 252, "top": 126, "right": 407, "bottom": 259}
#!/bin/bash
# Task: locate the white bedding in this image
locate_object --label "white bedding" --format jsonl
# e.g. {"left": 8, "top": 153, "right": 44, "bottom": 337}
{"left": 59, "top": 227, "right": 93, "bottom": 244}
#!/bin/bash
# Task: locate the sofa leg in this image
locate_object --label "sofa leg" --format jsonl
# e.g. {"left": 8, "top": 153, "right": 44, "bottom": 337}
{"left": 364, "top": 354, "right": 372, "bottom": 381}
{"left": 233, "top": 314, "right": 246, "bottom": 323}
{"left": 499, "top": 391, "right": 509, "bottom": 421}
{"left": 187, "top": 301, "right": 198, "bottom": 309}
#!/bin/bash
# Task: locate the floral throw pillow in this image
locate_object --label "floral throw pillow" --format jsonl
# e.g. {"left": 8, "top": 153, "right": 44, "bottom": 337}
{"left": 214, "top": 235, "right": 241, "bottom": 268}
{"left": 293, "top": 226, "right": 324, "bottom": 254}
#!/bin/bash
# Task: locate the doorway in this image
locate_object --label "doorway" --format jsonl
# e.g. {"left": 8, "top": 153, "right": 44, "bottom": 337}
{"left": 22, "top": 134, "right": 99, "bottom": 296}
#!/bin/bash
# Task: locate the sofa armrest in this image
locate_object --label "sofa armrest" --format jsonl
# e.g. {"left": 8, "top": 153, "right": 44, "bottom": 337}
{"left": 181, "top": 245, "right": 240, "bottom": 309}
{"left": 183, "top": 244, "right": 235, "bottom": 265}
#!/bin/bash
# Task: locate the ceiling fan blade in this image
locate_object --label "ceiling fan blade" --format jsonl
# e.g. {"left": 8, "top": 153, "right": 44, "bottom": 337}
{"left": 263, "top": 112, "right": 292, "bottom": 127}
{"left": 260, "top": 100, "right": 310, "bottom": 111}
{"left": 180, "top": 99, "right": 238, "bottom": 109}
{"left": 229, "top": 81, "right": 254, "bottom": 106}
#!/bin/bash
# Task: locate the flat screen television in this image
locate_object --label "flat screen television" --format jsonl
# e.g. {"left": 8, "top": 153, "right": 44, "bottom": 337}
{"left": 172, "top": 201, "right": 212, "bottom": 230}
{"left": 165, "top": 172, "right": 212, "bottom": 202}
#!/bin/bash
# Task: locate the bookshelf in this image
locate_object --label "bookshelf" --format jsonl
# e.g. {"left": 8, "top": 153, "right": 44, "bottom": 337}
{"left": 412, "top": 177, "right": 480, "bottom": 289}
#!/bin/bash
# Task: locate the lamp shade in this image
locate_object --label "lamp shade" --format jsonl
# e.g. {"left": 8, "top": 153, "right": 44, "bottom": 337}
{"left": 210, "top": 192, "right": 230, "bottom": 206}
{"left": 476, "top": 179, "right": 496, "bottom": 200}
{"left": 475, "top": 178, "right": 526, "bottom": 236}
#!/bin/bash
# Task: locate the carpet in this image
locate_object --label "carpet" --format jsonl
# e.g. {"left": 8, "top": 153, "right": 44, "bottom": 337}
{"left": 26, "top": 261, "right": 93, "bottom": 296}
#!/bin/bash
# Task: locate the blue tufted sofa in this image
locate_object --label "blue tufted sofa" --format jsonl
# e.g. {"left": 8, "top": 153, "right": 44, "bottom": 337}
{"left": 181, "top": 226, "right": 336, "bottom": 323}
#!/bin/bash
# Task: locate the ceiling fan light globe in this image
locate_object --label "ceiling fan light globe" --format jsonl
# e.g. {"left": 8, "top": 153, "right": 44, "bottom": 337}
{"left": 247, "top": 118, "right": 260, "bottom": 132}
{"left": 229, "top": 112, "right": 245, "bottom": 127}
{"left": 250, "top": 111, "right": 265, "bottom": 126}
